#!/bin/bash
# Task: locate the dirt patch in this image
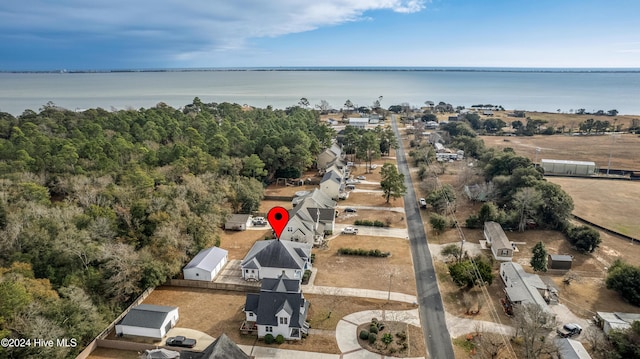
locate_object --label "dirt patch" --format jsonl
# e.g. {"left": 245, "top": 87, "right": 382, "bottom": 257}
{"left": 356, "top": 321, "right": 425, "bottom": 357}
{"left": 341, "top": 191, "right": 405, "bottom": 208}
{"left": 547, "top": 177, "right": 640, "bottom": 239}
{"left": 218, "top": 228, "right": 270, "bottom": 260}
{"left": 481, "top": 133, "right": 640, "bottom": 170}
{"left": 313, "top": 235, "right": 416, "bottom": 295}
{"left": 88, "top": 348, "right": 141, "bottom": 359}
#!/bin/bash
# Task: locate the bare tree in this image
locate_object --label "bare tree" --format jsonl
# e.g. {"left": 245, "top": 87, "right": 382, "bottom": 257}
{"left": 583, "top": 326, "right": 610, "bottom": 357}
{"left": 473, "top": 324, "right": 507, "bottom": 359}
{"left": 512, "top": 187, "right": 543, "bottom": 232}
{"left": 512, "top": 303, "right": 557, "bottom": 359}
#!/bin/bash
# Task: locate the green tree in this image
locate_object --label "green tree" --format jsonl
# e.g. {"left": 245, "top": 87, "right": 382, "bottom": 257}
{"left": 530, "top": 241, "right": 548, "bottom": 272}
{"left": 440, "top": 243, "right": 461, "bottom": 262}
{"left": 448, "top": 256, "right": 493, "bottom": 288}
{"left": 357, "top": 131, "right": 380, "bottom": 173}
{"left": 429, "top": 213, "right": 448, "bottom": 235}
{"left": 426, "top": 184, "right": 456, "bottom": 214}
{"left": 606, "top": 259, "right": 640, "bottom": 306}
{"left": 566, "top": 225, "right": 601, "bottom": 253}
{"left": 242, "top": 154, "right": 268, "bottom": 178}
{"left": 380, "top": 163, "right": 406, "bottom": 203}
{"left": 608, "top": 320, "right": 640, "bottom": 358}
{"left": 298, "top": 97, "right": 310, "bottom": 108}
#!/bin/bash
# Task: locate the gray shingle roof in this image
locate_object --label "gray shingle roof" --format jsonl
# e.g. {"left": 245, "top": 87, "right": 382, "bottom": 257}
{"left": 241, "top": 239, "right": 311, "bottom": 270}
{"left": 261, "top": 276, "right": 301, "bottom": 293}
{"left": 254, "top": 291, "right": 306, "bottom": 328}
{"left": 119, "top": 304, "right": 177, "bottom": 329}
{"left": 184, "top": 247, "right": 228, "bottom": 271}
{"left": 321, "top": 170, "right": 342, "bottom": 184}
{"left": 484, "top": 221, "right": 511, "bottom": 249}
{"left": 181, "top": 333, "right": 249, "bottom": 359}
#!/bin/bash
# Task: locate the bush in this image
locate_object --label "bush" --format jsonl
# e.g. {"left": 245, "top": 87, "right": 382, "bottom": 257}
{"left": 566, "top": 224, "right": 601, "bottom": 253}
{"left": 382, "top": 333, "right": 393, "bottom": 346}
{"left": 264, "top": 333, "right": 274, "bottom": 344}
{"left": 337, "top": 248, "right": 390, "bottom": 257}
{"left": 359, "top": 330, "right": 370, "bottom": 340}
{"left": 354, "top": 219, "right": 387, "bottom": 227}
{"left": 369, "top": 324, "right": 378, "bottom": 334}
{"left": 302, "top": 269, "right": 312, "bottom": 282}
{"left": 368, "top": 332, "right": 377, "bottom": 344}
{"left": 275, "top": 334, "right": 285, "bottom": 344}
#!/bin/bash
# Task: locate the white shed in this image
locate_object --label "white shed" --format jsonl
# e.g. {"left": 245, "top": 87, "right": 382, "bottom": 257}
{"left": 225, "top": 214, "right": 252, "bottom": 231}
{"left": 115, "top": 304, "right": 179, "bottom": 339}
{"left": 541, "top": 159, "right": 596, "bottom": 176}
{"left": 183, "top": 247, "right": 228, "bottom": 281}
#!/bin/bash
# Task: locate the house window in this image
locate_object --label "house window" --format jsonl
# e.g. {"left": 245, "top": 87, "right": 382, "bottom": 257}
{"left": 280, "top": 317, "right": 288, "bottom": 325}
{"left": 287, "top": 227, "right": 293, "bottom": 232}
{"left": 248, "top": 313, "right": 254, "bottom": 317}
{"left": 266, "top": 326, "right": 273, "bottom": 332}
{"left": 195, "top": 273, "right": 199, "bottom": 276}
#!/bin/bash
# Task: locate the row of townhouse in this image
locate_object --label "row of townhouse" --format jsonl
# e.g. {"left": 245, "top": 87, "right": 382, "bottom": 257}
{"left": 236, "top": 142, "right": 347, "bottom": 342}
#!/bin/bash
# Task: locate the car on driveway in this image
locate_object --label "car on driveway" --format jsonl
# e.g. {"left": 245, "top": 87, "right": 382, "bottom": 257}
{"left": 342, "top": 226, "right": 359, "bottom": 234}
{"left": 166, "top": 336, "right": 197, "bottom": 348}
{"left": 344, "top": 207, "right": 357, "bottom": 213}
{"left": 356, "top": 175, "right": 366, "bottom": 180}
{"left": 557, "top": 323, "right": 582, "bottom": 338}
{"left": 419, "top": 198, "right": 427, "bottom": 208}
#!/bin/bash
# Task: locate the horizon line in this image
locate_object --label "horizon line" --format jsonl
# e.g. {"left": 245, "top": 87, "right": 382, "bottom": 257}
{"left": 2, "top": 66, "right": 640, "bottom": 74}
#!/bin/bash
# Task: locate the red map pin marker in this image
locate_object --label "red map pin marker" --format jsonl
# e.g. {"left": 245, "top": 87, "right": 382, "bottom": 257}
{"left": 267, "top": 206, "right": 289, "bottom": 239}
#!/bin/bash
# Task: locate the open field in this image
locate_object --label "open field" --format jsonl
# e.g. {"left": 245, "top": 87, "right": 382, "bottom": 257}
{"left": 313, "top": 234, "right": 416, "bottom": 295}
{"left": 336, "top": 208, "right": 407, "bottom": 228}
{"left": 218, "top": 228, "right": 269, "bottom": 260}
{"left": 547, "top": 177, "right": 640, "bottom": 239}
{"left": 481, "top": 133, "right": 640, "bottom": 170}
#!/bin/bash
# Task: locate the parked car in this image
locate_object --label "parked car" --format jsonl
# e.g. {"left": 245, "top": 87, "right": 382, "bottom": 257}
{"left": 252, "top": 217, "right": 266, "bottom": 226}
{"left": 356, "top": 175, "right": 366, "bottom": 180}
{"left": 342, "top": 226, "right": 359, "bottom": 234}
{"left": 346, "top": 179, "right": 360, "bottom": 185}
{"left": 369, "top": 164, "right": 378, "bottom": 170}
{"left": 557, "top": 323, "right": 582, "bottom": 338}
{"left": 419, "top": 198, "right": 427, "bottom": 208}
{"left": 346, "top": 184, "right": 356, "bottom": 190}
{"left": 344, "top": 208, "right": 357, "bottom": 213}
{"left": 166, "top": 336, "right": 197, "bottom": 348}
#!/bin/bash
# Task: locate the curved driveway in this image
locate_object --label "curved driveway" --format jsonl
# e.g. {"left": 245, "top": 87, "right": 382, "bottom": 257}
{"left": 391, "top": 115, "right": 455, "bottom": 358}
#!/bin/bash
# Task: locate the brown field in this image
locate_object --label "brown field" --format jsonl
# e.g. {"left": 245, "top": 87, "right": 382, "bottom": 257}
{"left": 218, "top": 228, "right": 270, "bottom": 260}
{"left": 481, "top": 133, "right": 640, "bottom": 170}
{"left": 547, "top": 177, "right": 640, "bottom": 239}
{"left": 314, "top": 235, "right": 416, "bottom": 295}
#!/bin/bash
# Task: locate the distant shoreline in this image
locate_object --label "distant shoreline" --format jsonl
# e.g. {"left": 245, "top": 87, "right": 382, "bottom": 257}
{"left": 3, "top": 67, "right": 640, "bottom": 74}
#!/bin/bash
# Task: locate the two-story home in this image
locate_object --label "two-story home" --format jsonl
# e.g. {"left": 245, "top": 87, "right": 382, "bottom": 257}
{"left": 241, "top": 239, "right": 312, "bottom": 281}
{"left": 244, "top": 275, "right": 309, "bottom": 341}
{"left": 283, "top": 189, "right": 336, "bottom": 245}
{"left": 319, "top": 170, "right": 343, "bottom": 200}
{"left": 316, "top": 143, "right": 342, "bottom": 170}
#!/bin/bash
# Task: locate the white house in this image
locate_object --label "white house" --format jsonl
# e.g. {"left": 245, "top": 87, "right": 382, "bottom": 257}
{"left": 115, "top": 304, "right": 179, "bottom": 339}
{"left": 183, "top": 247, "right": 228, "bottom": 282}
{"left": 484, "top": 221, "right": 513, "bottom": 261}
{"left": 500, "top": 262, "right": 553, "bottom": 315}
{"left": 241, "top": 239, "right": 312, "bottom": 281}
{"left": 347, "top": 118, "right": 369, "bottom": 129}
{"left": 317, "top": 143, "right": 342, "bottom": 170}
{"left": 596, "top": 312, "right": 640, "bottom": 335}
{"left": 244, "top": 275, "right": 309, "bottom": 340}
{"left": 280, "top": 205, "right": 335, "bottom": 245}
{"left": 319, "top": 170, "right": 343, "bottom": 200}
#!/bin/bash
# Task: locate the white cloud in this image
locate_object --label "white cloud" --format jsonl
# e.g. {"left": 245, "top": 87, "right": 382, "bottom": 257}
{"left": 0, "top": 0, "right": 428, "bottom": 66}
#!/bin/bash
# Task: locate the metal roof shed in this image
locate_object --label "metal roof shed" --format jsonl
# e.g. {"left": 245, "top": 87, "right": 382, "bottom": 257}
{"left": 548, "top": 254, "right": 573, "bottom": 270}
{"left": 183, "top": 247, "right": 229, "bottom": 281}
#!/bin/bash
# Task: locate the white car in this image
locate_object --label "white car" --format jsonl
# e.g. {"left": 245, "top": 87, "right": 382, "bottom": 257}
{"left": 342, "top": 226, "right": 359, "bottom": 234}
{"left": 369, "top": 164, "right": 378, "bottom": 170}
{"left": 356, "top": 175, "right": 366, "bottom": 180}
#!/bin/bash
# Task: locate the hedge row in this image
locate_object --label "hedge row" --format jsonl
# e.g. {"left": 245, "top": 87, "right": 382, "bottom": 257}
{"left": 338, "top": 248, "right": 390, "bottom": 257}
{"left": 354, "top": 219, "right": 387, "bottom": 227}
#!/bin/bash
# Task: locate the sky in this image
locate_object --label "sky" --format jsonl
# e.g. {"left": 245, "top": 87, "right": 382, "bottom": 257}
{"left": 1, "top": 0, "right": 639, "bottom": 71}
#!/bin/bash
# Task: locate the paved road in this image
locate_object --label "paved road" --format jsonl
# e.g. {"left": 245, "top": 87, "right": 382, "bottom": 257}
{"left": 391, "top": 115, "right": 455, "bottom": 359}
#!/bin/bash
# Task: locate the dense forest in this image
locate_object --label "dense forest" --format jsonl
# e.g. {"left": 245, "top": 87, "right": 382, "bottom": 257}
{"left": 0, "top": 99, "right": 334, "bottom": 358}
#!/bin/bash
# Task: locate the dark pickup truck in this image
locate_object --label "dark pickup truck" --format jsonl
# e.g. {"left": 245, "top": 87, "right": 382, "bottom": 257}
{"left": 166, "top": 336, "right": 197, "bottom": 348}
{"left": 557, "top": 323, "right": 582, "bottom": 338}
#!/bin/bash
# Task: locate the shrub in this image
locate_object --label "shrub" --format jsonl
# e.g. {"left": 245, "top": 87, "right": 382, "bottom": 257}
{"left": 565, "top": 224, "right": 601, "bottom": 253}
{"left": 337, "top": 248, "right": 390, "bottom": 257}
{"left": 369, "top": 324, "right": 378, "bottom": 334}
{"left": 264, "top": 333, "right": 274, "bottom": 344}
{"left": 275, "top": 334, "right": 285, "bottom": 344}
{"left": 359, "top": 330, "right": 370, "bottom": 340}
{"left": 368, "top": 332, "right": 377, "bottom": 344}
{"left": 354, "top": 219, "right": 387, "bottom": 227}
{"left": 382, "top": 333, "right": 393, "bottom": 346}
{"left": 396, "top": 331, "right": 407, "bottom": 341}
{"left": 302, "top": 269, "right": 312, "bottom": 282}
